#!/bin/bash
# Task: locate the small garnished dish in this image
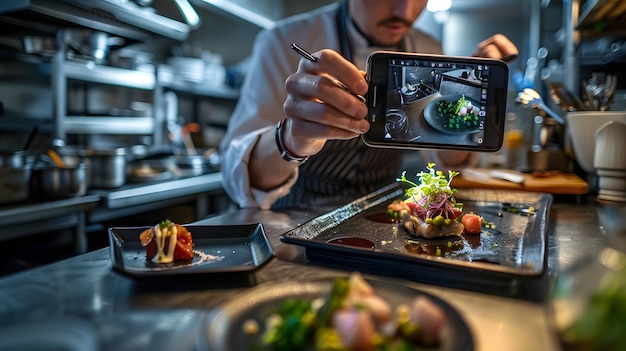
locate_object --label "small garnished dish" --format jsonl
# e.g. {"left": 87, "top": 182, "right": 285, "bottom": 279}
{"left": 139, "top": 219, "right": 194, "bottom": 264}
{"left": 387, "top": 163, "right": 484, "bottom": 238}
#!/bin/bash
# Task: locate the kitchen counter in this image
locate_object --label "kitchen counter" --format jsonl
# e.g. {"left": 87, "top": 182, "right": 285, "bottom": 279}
{"left": 0, "top": 171, "right": 224, "bottom": 254}
{"left": 0, "top": 190, "right": 621, "bottom": 350}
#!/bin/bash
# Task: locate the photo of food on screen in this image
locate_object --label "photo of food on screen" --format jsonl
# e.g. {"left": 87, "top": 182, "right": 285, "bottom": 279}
{"left": 383, "top": 59, "right": 491, "bottom": 147}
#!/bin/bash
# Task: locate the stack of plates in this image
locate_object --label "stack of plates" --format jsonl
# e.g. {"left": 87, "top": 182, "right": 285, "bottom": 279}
{"left": 166, "top": 57, "right": 206, "bottom": 83}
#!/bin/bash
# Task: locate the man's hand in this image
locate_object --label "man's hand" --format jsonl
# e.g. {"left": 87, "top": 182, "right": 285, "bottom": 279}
{"left": 282, "top": 49, "right": 369, "bottom": 158}
{"left": 473, "top": 34, "right": 519, "bottom": 62}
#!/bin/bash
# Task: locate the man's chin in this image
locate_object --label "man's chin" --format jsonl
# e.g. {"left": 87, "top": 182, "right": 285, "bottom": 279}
{"left": 373, "top": 27, "right": 409, "bottom": 47}
{"left": 372, "top": 36, "right": 405, "bottom": 48}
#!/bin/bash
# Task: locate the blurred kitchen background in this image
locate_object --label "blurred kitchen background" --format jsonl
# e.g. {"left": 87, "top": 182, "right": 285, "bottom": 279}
{"left": 0, "top": 0, "right": 624, "bottom": 274}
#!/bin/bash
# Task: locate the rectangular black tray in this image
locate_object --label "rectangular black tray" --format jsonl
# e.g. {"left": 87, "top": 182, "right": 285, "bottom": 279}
{"left": 109, "top": 223, "right": 273, "bottom": 279}
{"left": 281, "top": 184, "right": 553, "bottom": 301}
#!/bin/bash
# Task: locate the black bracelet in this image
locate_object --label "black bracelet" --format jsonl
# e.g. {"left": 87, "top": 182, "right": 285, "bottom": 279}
{"left": 275, "top": 118, "right": 309, "bottom": 164}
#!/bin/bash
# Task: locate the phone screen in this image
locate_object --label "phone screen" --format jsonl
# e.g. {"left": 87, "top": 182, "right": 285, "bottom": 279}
{"left": 363, "top": 51, "right": 509, "bottom": 152}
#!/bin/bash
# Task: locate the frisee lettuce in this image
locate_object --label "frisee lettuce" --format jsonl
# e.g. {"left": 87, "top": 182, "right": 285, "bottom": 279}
{"left": 397, "top": 163, "right": 463, "bottom": 220}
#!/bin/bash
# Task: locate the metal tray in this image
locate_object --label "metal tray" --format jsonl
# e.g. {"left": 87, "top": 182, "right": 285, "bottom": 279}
{"left": 109, "top": 223, "right": 273, "bottom": 279}
{"left": 281, "top": 184, "right": 553, "bottom": 300}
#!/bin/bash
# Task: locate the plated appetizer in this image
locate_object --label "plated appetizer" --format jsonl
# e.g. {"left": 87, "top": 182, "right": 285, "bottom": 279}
{"left": 245, "top": 272, "right": 447, "bottom": 350}
{"left": 139, "top": 220, "right": 194, "bottom": 263}
{"left": 388, "top": 163, "right": 483, "bottom": 238}
{"left": 434, "top": 95, "right": 480, "bottom": 132}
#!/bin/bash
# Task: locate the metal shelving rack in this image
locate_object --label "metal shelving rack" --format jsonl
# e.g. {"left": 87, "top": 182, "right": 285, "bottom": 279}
{"left": 50, "top": 37, "right": 161, "bottom": 145}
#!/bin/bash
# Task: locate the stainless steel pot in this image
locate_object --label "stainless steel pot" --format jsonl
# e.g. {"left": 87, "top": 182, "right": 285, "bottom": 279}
{"left": 0, "top": 150, "right": 32, "bottom": 204}
{"left": 30, "top": 164, "right": 88, "bottom": 200}
{"left": 87, "top": 147, "right": 127, "bottom": 188}
{"left": 0, "top": 150, "right": 29, "bottom": 168}
{"left": 22, "top": 36, "right": 56, "bottom": 56}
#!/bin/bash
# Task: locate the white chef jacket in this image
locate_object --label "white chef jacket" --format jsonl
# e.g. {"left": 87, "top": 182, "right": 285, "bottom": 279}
{"left": 219, "top": 2, "right": 474, "bottom": 209}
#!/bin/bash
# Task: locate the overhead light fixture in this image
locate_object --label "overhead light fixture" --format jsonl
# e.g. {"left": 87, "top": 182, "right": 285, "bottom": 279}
{"left": 200, "top": 0, "right": 275, "bottom": 29}
{"left": 427, "top": 0, "right": 452, "bottom": 13}
{"left": 427, "top": 0, "right": 451, "bottom": 24}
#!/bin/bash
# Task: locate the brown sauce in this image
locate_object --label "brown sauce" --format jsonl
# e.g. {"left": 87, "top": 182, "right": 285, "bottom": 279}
{"left": 366, "top": 212, "right": 401, "bottom": 224}
{"left": 462, "top": 233, "right": 482, "bottom": 249}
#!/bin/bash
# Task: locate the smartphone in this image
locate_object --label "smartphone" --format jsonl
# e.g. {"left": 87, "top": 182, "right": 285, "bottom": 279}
{"left": 363, "top": 51, "right": 509, "bottom": 152}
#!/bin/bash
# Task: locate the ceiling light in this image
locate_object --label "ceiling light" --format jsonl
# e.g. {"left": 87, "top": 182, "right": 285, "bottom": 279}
{"left": 427, "top": 0, "right": 452, "bottom": 13}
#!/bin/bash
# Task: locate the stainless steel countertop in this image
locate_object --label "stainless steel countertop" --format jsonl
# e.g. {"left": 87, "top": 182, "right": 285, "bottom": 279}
{"left": 0, "top": 172, "right": 223, "bottom": 225}
{"left": 0, "top": 192, "right": 621, "bottom": 351}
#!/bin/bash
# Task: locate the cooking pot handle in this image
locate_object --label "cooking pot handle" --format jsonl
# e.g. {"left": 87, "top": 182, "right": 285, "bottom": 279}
{"left": 173, "top": 0, "right": 201, "bottom": 30}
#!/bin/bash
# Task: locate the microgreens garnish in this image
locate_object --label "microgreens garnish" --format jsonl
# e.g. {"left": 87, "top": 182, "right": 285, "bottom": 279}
{"left": 159, "top": 219, "right": 172, "bottom": 230}
{"left": 396, "top": 163, "right": 463, "bottom": 221}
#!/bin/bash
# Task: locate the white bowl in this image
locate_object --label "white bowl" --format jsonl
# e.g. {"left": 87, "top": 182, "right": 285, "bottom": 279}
{"left": 566, "top": 111, "right": 626, "bottom": 174}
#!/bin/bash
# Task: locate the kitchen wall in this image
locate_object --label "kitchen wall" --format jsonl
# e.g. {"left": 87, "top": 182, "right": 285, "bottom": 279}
{"left": 0, "top": 0, "right": 595, "bottom": 156}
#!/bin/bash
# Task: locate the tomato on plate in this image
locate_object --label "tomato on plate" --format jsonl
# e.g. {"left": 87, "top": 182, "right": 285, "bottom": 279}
{"left": 461, "top": 213, "right": 482, "bottom": 235}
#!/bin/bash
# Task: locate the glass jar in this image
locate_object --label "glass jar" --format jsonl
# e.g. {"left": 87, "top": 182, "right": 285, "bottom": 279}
{"left": 550, "top": 200, "right": 626, "bottom": 350}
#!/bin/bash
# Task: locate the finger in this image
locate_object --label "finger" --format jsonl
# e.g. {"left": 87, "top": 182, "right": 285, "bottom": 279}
{"left": 285, "top": 72, "right": 368, "bottom": 120}
{"left": 283, "top": 96, "right": 369, "bottom": 135}
{"left": 290, "top": 116, "right": 362, "bottom": 142}
{"left": 477, "top": 44, "right": 503, "bottom": 60}
{"left": 299, "top": 49, "right": 368, "bottom": 96}
{"left": 473, "top": 34, "right": 518, "bottom": 60}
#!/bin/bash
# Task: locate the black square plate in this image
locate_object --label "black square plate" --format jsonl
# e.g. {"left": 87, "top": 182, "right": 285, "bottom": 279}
{"left": 109, "top": 223, "right": 273, "bottom": 278}
{"left": 281, "top": 184, "right": 553, "bottom": 300}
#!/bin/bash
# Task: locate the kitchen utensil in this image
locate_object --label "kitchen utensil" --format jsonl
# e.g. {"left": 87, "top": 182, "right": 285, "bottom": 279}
{"left": 87, "top": 147, "right": 127, "bottom": 188}
{"left": 453, "top": 168, "right": 588, "bottom": 194}
{"left": 584, "top": 72, "right": 618, "bottom": 111}
{"left": 47, "top": 149, "right": 65, "bottom": 168}
{"left": 461, "top": 168, "right": 525, "bottom": 184}
{"left": 176, "top": 154, "right": 207, "bottom": 176}
{"left": 291, "top": 43, "right": 366, "bottom": 103}
{"left": 594, "top": 121, "right": 626, "bottom": 202}
{"left": 21, "top": 126, "right": 39, "bottom": 152}
{"left": 108, "top": 44, "right": 155, "bottom": 70}
{"left": 21, "top": 35, "right": 56, "bottom": 56}
{"left": 0, "top": 150, "right": 32, "bottom": 205}
{"left": 127, "top": 163, "right": 173, "bottom": 182}
{"left": 0, "top": 150, "right": 29, "bottom": 168}
{"left": 30, "top": 163, "right": 88, "bottom": 200}
{"left": 516, "top": 88, "right": 565, "bottom": 124}
{"left": 181, "top": 122, "right": 200, "bottom": 156}
{"left": 566, "top": 111, "right": 626, "bottom": 174}
{"left": 385, "top": 108, "right": 409, "bottom": 139}
{"left": 62, "top": 29, "right": 124, "bottom": 64}
{"left": 546, "top": 82, "right": 586, "bottom": 112}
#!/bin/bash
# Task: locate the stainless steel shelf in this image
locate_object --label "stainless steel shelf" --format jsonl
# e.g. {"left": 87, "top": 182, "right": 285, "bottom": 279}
{"left": 0, "top": 195, "right": 100, "bottom": 227}
{"left": 578, "top": 0, "right": 626, "bottom": 37}
{"left": 97, "top": 172, "right": 223, "bottom": 209}
{"left": 158, "top": 66, "right": 239, "bottom": 99}
{"left": 160, "top": 79, "right": 240, "bottom": 99}
{"left": 64, "top": 116, "right": 154, "bottom": 134}
{"left": 64, "top": 61, "right": 156, "bottom": 90}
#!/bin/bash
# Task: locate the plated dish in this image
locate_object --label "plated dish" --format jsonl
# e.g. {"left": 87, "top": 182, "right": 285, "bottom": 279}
{"left": 108, "top": 223, "right": 273, "bottom": 278}
{"left": 424, "top": 94, "right": 482, "bottom": 134}
{"left": 281, "top": 184, "right": 552, "bottom": 300}
{"left": 204, "top": 275, "right": 473, "bottom": 351}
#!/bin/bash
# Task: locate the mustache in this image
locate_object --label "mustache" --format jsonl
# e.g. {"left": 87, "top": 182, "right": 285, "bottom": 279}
{"left": 378, "top": 16, "right": 413, "bottom": 27}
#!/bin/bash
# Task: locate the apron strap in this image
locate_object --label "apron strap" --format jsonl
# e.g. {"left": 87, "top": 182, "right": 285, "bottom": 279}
{"left": 335, "top": 0, "right": 352, "bottom": 62}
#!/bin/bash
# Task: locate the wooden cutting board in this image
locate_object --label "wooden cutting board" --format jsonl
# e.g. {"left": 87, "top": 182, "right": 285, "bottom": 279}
{"left": 450, "top": 168, "right": 589, "bottom": 195}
